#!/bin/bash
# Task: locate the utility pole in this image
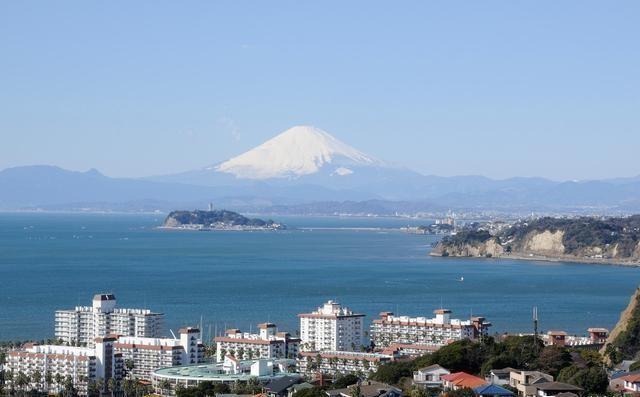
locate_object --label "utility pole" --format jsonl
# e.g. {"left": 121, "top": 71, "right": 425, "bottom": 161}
{"left": 533, "top": 306, "right": 539, "bottom": 355}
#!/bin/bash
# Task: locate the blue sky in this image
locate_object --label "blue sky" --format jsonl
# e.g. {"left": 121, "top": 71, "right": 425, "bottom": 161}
{"left": 1, "top": 1, "right": 638, "bottom": 180}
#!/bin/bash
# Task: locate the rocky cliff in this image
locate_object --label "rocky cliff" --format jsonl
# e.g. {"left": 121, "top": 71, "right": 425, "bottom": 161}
{"left": 602, "top": 287, "right": 640, "bottom": 364}
{"left": 431, "top": 216, "right": 640, "bottom": 264}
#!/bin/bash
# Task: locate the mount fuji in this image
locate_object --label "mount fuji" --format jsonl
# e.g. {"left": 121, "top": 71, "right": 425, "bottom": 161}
{"left": 215, "top": 125, "right": 382, "bottom": 179}
{"left": 152, "top": 125, "right": 432, "bottom": 200}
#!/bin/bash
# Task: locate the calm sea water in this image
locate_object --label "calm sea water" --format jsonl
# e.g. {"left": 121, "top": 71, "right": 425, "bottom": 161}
{"left": 0, "top": 212, "right": 638, "bottom": 341}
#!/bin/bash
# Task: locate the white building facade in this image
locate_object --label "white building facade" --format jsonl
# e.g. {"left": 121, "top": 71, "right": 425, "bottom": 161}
{"left": 298, "top": 301, "right": 364, "bottom": 352}
{"left": 4, "top": 337, "right": 123, "bottom": 395}
{"left": 55, "top": 294, "right": 164, "bottom": 347}
{"left": 297, "top": 351, "right": 392, "bottom": 377}
{"left": 370, "top": 310, "right": 491, "bottom": 347}
{"left": 114, "top": 327, "right": 205, "bottom": 381}
{"left": 214, "top": 323, "right": 300, "bottom": 361}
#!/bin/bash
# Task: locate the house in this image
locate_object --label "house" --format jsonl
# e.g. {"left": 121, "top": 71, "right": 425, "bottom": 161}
{"left": 610, "top": 371, "right": 640, "bottom": 393}
{"left": 533, "top": 382, "right": 582, "bottom": 397}
{"left": 546, "top": 331, "right": 567, "bottom": 347}
{"left": 441, "top": 372, "right": 487, "bottom": 390}
{"left": 287, "top": 383, "right": 314, "bottom": 397}
{"left": 486, "top": 368, "right": 518, "bottom": 386}
{"left": 325, "top": 381, "right": 403, "bottom": 397}
{"left": 620, "top": 373, "right": 640, "bottom": 392}
{"left": 509, "top": 370, "right": 554, "bottom": 397}
{"left": 473, "top": 384, "right": 515, "bottom": 397}
{"left": 413, "top": 364, "right": 450, "bottom": 388}
{"left": 263, "top": 375, "right": 302, "bottom": 397}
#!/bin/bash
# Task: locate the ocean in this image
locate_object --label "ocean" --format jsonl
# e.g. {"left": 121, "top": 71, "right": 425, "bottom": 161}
{"left": 0, "top": 212, "right": 638, "bottom": 341}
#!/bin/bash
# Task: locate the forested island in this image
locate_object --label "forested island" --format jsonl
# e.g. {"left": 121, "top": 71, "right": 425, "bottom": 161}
{"left": 431, "top": 215, "right": 640, "bottom": 265}
{"left": 161, "top": 210, "right": 285, "bottom": 231}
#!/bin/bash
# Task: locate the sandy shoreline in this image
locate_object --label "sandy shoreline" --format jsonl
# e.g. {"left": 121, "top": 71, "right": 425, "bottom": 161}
{"left": 429, "top": 251, "right": 640, "bottom": 267}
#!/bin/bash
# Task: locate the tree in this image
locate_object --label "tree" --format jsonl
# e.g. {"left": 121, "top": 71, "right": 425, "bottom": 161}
{"left": 94, "top": 378, "right": 105, "bottom": 396}
{"left": 534, "top": 346, "right": 572, "bottom": 377}
{"left": 159, "top": 379, "right": 172, "bottom": 395}
{"left": 107, "top": 377, "right": 117, "bottom": 394}
{"left": 16, "top": 371, "right": 30, "bottom": 396}
{"left": 445, "top": 388, "right": 475, "bottom": 397}
{"left": 295, "top": 388, "right": 327, "bottom": 397}
{"left": 63, "top": 375, "right": 77, "bottom": 397}
{"left": 350, "top": 383, "right": 361, "bottom": 397}
{"left": 88, "top": 380, "right": 100, "bottom": 397}
{"left": 333, "top": 374, "right": 359, "bottom": 388}
{"left": 125, "top": 359, "right": 135, "bottom": 378}
{"left": 557, "top": 365, "right": 608, "bottom": 394}
{"left": 55, "top": 373, "right": 64, "bottom": 394}
{"left": 45, "top": 370, "right": 53, "bottom": 392}
{"left": 32, "top": 370, "right": 43, "bottom": 392}
{"left": 122, "top": 379, "right": 136, "bottom": 397}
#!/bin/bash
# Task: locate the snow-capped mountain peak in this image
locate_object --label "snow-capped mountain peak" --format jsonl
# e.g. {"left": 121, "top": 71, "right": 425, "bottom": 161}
{"left": 216, "top": 125, "right": 379, "bottom": 179}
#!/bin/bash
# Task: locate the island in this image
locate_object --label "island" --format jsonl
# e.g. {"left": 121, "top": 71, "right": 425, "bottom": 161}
{"left": 431, "top": 215, "right": 640, "bottom": 266}
{"left": 160, "top": 210, "right": 285, "bottom": 231}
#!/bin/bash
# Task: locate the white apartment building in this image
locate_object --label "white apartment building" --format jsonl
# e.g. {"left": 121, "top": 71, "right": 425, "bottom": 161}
{"left": 214, "top": 323, "right": 300, "bottom": 361}
{"left": 297, "top": 350, "right": 392, "bottom": 377}
{"left": 114, "top": 327, "right": 205, "bottom": 381}
{"left": 55, "top": 294, "right": 164, "bottom": 347}
{"left": 370, "top": 309, "right": 491, "bottom": 347}
{"left": 4, "top": 336, "right": 123, "bottom": 395}
{"left": 298, "top": 301, "right": 364, "bottom": 352}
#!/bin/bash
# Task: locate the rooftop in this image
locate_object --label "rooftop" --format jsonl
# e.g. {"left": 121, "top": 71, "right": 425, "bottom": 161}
{"left": 153, "top": 362, "right": 298, "bottom": 382}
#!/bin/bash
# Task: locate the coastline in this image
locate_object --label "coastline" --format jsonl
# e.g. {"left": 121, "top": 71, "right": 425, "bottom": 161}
{"left": 429, "top": 251, "right": 640, "bottom": 267}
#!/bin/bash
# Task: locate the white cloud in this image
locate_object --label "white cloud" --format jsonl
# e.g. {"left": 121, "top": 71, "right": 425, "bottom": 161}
{"left": 218, "top": 116, "right": 241, "bottom": 141}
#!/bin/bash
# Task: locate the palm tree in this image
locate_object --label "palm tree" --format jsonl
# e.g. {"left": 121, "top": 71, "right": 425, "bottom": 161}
{"left": 107, "top": 377, "right": 117, "bottom": 395}
{"left": 63, "top": 375, "right": 75, "bottom": 397}
{"left": 125, "top": 359, "right": 135, "bottom": 378}
{"left": 5, "top": 369, "right": 15, "bottom": 396}
{"left": 94, "top": 378, "right": 105, "bottom": 396}
{"left": 88, "top": 380, "right": 100, "bottom": 397}
{"left": 55, "top": 373, "right": 64, "bottom": 394}
{"left": 122, "top": 378, "right": 136, "bottom": 397}
{"left": 32, "top": 370, "right": 43, "bottom": 392}
{"left": 158, "top": 379, "right": 172, "bottom": 396}
{"left": 45, "top": 370, "right": 53, "bottom": 393}
{"left": 16, "top": 371, "right": 29, "bottom": 397}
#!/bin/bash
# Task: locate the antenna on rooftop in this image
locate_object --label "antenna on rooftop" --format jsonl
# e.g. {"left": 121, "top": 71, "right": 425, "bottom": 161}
{"left": 533, "top": 306, "right": 539, "bottom": 354}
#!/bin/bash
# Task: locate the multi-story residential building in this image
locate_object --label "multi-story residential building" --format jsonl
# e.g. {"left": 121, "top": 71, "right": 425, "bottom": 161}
{"left": 298, "top": 301, "right": 364, "bottom": 352}
{"left": 55, "top": 294, "right": 164, "bottom": 347}
{"left": 4, "top": 337, "right": 123, "bottom": 395}
{"left": 214, "top": 323, "right": 300, "bottom": 361}
{"left": 297, "top": 351, "right": 392, "bottom": 378}
{"left": 370, "top": 310, "right": 491, "bottom": 348}
{"left": 114, "top": 327, "right": 205, "bottom": 381}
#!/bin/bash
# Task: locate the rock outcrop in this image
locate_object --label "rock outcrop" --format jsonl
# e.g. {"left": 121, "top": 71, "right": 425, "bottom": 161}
{"left": 431, "top": 216, "right": 640, "bottom": 265}
{"left": 602, "top": 287, "right": 640, "bottom": 365}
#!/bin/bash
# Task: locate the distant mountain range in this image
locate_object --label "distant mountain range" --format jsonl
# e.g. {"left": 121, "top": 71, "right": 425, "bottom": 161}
{"left": 2, "top": 125, "right": 640, "bottom": 214}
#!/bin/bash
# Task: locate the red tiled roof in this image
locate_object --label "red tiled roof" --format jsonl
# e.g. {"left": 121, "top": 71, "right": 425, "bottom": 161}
{"left": 622, "top": 374, "right": 640, "bottom": 383}
{"left": 442, "top": 372, "right": 487, "bottom": 388}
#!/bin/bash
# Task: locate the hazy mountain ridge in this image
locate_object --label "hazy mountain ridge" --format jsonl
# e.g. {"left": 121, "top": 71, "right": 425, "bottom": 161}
{"left": 2, "top": 126, "right": 640, "bottom": 213}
